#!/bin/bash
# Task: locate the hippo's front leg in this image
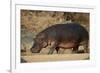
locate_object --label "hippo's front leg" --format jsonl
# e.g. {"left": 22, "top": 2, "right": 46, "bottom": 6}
{"left": 48, "top": 41, "right": 57, "bottom": 54}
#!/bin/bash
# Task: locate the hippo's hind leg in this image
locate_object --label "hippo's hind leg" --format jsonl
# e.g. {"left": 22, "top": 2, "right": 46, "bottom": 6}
{"left": 55, "top": 47, "right": 60, "bottom": 54}
{"left": 83, "top": 41, "right": 89, "bottom": 53}
{"left": 72, "top": 45, "right": 79, "bottom": 53}
{"left": 55, "top": 48, "right": 66, "bottom": 54}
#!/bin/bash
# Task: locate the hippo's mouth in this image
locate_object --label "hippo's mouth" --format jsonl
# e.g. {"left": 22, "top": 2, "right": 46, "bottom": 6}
{"left": 30, "top": 48, "right": 41, "bottom": 53}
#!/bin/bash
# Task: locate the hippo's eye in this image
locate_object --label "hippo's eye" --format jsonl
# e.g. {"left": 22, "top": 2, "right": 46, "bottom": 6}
{"left": 40, "top": 39, "right": 44, "bottom": 43}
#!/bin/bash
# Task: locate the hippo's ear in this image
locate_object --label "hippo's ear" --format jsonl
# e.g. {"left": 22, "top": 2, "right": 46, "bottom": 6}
{"left": 38, "top": 33, "right": 45, "bottom": 39}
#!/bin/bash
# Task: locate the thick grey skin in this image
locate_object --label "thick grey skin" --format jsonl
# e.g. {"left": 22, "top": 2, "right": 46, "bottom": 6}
{"left": 30, "top": 23, "right": 89, "bottom": 54}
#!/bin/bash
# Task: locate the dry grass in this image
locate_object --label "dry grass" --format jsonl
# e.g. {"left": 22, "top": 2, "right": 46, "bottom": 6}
{"left": 21, "top": 10, "right": 89, "bottom": 33}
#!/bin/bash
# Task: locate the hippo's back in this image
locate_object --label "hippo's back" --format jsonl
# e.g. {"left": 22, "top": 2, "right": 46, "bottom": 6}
{"left": 42, "top": 23, "right": 88, "bottom": 40}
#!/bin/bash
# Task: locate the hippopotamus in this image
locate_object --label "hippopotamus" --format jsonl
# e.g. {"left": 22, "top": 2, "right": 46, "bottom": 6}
{"left": 30, "top": 23, "right": 89, "bottom": 54}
